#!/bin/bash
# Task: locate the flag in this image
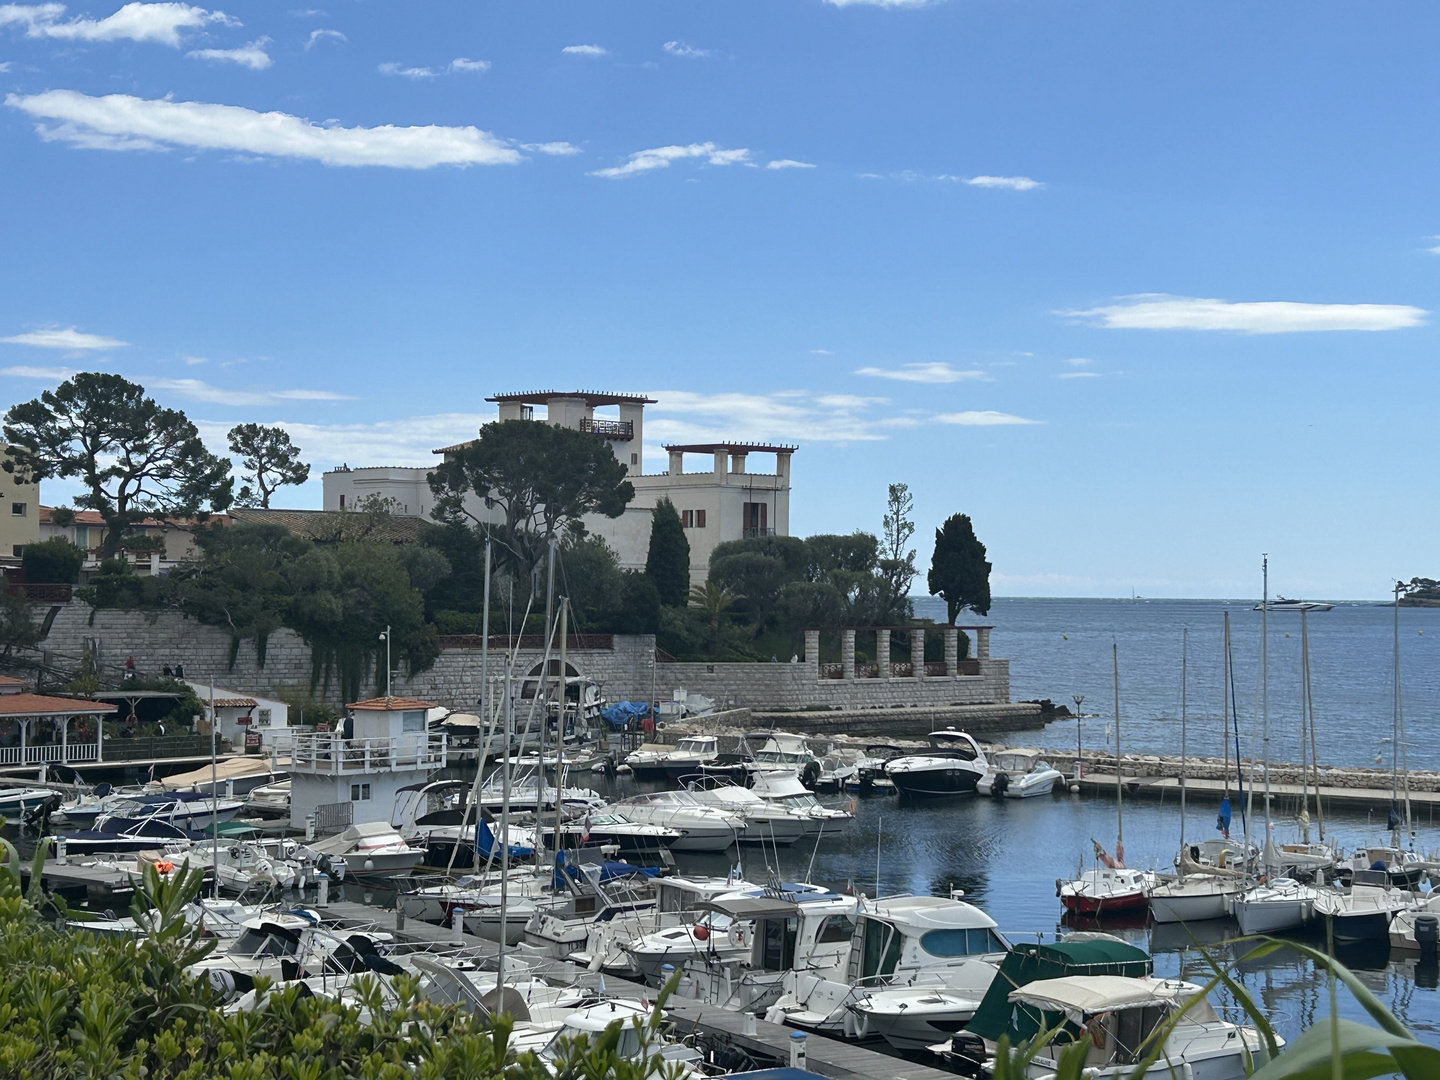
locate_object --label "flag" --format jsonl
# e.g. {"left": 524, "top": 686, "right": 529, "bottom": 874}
{"left": 580, "top": 814, "right": 592, "bottom": 845}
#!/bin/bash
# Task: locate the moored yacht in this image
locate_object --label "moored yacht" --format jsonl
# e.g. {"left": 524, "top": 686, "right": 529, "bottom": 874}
{"left": 884, "top": 729, "right": 989, "bottom": 799}
{"left": 609, "top": 790, "right": 742, "bottom": 851}
{"left": 976, "top": 749, "right": 1064, "bottom": 798}
{"left": 1311, "top": 868, "right": 1421, "bottom": 943}
{"left": 1230, "top": 876, "right": 1319, "bottom": 934}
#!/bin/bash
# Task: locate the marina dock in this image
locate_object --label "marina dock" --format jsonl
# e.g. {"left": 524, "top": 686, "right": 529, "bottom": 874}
{"left": 319, "top": 901, "right": 957, "bottom": 1080}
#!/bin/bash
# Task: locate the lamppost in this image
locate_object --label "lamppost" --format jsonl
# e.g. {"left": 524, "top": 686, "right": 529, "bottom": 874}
{"left": 1072, "top": 694, "right": 1085, "bottom": 786}
{"left": 378, "top": 625, "right": 391, "bottom": 698}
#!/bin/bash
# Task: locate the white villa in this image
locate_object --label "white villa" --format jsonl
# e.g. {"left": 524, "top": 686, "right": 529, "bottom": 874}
{"left": 322, "top": 390, "right": 795, "bottom": 582}
{"left": 185, "top": 681, "right": 294, "bottom": 751}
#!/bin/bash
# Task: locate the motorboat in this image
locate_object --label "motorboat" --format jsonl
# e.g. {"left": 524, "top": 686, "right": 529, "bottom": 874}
{"left": 97, "top": 791, "right": 247, "bottom": 833}
{"left": 523, "top": 863, "right": 659, "bottom": 960}
{"left": 1389, "top": 892, "right": 1440, "bottom": 951}
{"left": 245, "top": 780, "right": 291, "bottom": 817}
{"left": 0, "top": 784, "right": 61, "bottom": 816}
{"left": 739, "top": 731, "right": 823, "bottom": 787}
{"left": 608, "top": 791, "right": 743, "bottom": 852}
{"left": 1344, "top": 846, "right": 1434, "bottom": 890}
{"left": 812, "top": 743, "right": 864, "bottom": 791}
{"left": 996, "top": 975, "right": 1275, "bottom": 1079}
{"left": 542, "top": 810, "right": 682, "bottom": 854}
{"left": 567, "top": 874, "right": 748, "bottom": 976}
{"left": 192, "top": 838, "right": 309, "bottom": 893}
{"left": 976, "top": 749, "right": 1064, "bottom": 798}
{"left": 535, "top": 999, "right": 705, "bottom": 1076}
{"left": 884, "top": 729, "right": 989, "bottom": 799}
{"left": 1311, "top": 868, "right": 1420, "bottom": 943}
{"left": 684, "top": 779, "right": 811, "bottom": 846}
{"left": 306, "top": 822, "right": 425, "bottom": 879}
{"left": 476, "top": 772, "right": 605, "bottom": 816}
{"left": 746, "top": 770, "right": 853, "bottom": 834}
{"left": 622, "top": 743, "right": 675, "bottom": 780}
{"left": 1058, "top": 866, "right": 1155, "bottom": 916}
{"left": 1230, "top": 877, "right": 1319, "bottom": 934}
{"left": 658, "top": 736, "right": 722, "bottom": 781}
{"left": 56, "top": 815, "right": 205, "bottom": 855}
{"left": 768, "top": 893, "right": 1010, "bottom": 1049}
{"left": 1253, "top": 597, "right": 1333, "bottom": 612}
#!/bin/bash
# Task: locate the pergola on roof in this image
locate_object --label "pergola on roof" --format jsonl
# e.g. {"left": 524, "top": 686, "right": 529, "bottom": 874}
{"left": 347, "top": 695, "right": 439, "bottom": 711}
{"left": 486, "top": 390, "right": 656, "bottom": 406}
{"left": 0, "top": 694, "right": 118, "bottom": 719}
{"left": 662, "top": 441, "right": 797, "bottom": 454}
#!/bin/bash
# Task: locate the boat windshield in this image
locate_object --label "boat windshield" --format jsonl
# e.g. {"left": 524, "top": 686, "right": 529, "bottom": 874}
{"left": 754, "top": 750, "right": 807, "bottom": 764}
{"left": 231, "top": 926, "right": 299, "bottom": 958}
{"left": 773, "top": 792, "right": 821, "bottom": 810}
{"left": 543, "top": 1018, "right": 643, "bottom": 1061}
{"left": 672, "top": 739, "right": 712, "bottom": 754}
{"left": 993, "top": 753, "right": 1036, "bottom": 772}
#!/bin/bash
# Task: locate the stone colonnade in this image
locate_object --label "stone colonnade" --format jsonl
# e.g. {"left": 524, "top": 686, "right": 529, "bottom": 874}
{"left": 802, "top": 626, "right": 992, "bottom": 679}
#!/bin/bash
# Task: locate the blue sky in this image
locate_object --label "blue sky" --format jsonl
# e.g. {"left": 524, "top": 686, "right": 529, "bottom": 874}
{"left": 1, "top": 1, "right": 1436, "bottom": 601}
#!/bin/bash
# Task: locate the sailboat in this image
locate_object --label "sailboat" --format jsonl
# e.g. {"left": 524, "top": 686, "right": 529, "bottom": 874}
{"left": 1150, "top": 628, "right": 1245, "bottom": 924}
{"left": 1231, "top": 557, "right": 1320, "bottom": 935}
{"left": 1058, "top": 645, "right": 1155, "bottom": 915}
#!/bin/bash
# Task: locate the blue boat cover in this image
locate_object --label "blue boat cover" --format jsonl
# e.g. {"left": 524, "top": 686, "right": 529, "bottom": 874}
{"left": 600, "top": 701, "right": 650, "bottom": 730}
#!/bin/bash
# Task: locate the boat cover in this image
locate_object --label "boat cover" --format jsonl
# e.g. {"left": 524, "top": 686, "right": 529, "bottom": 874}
{"left": 601, "top": 702, "right": 651, "bottom": 729}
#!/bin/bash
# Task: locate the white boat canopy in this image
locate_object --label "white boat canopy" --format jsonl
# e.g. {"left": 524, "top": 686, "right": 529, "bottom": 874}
{"left": 1009, "top": 976, "right": 1219, "bottom": 1023}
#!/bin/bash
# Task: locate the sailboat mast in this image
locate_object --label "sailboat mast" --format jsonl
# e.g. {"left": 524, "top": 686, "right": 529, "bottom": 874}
{"left": 498, "top": 656, "right": 512, "bottom": 987}
{"left": 1113, "top": 643, "right": 1122, "bottom": 855}
{"left": 1304, "top": 606, "right": 1324, "bottom": 842}
{"left": 1260, "top": 555, "right": 1273, "bottom": 863}
{"left": 1222, "top": 611, "right": 1231, "bottom": 799}
{"left": 1179, "top": 628, "right": 1188, "bottom": 847}
{"left": 538, "top": 539, "right": 556, "bottom": 823}
{"left": 1392, "top": 580, "right": 1400, "bottom": 846}
{"left": 555, "top": 598, "right": 569, "bottom": 860}
{"left": 1298, "top": 607, "right": 1311, "bottom": 844}
{"left": 470, "top": 539, "right": 493, "bottom": 872}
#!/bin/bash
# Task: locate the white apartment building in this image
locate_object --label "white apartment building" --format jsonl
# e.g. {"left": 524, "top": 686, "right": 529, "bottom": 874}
{"left": 323, "top": 390, "right": 794, "bottom": 582}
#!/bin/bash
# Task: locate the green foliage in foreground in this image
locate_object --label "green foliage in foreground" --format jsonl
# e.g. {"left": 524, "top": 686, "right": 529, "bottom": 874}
{"left": 0, "top": 856, "right": 685, "bottom": 1080}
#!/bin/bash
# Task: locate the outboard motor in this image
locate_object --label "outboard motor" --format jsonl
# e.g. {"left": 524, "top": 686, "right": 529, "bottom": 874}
{"left": 1415, "top": 914, "right": 1439, "bottom": 988}
{"left": 990, "top": 771, "right": 1010, "bottom": 798}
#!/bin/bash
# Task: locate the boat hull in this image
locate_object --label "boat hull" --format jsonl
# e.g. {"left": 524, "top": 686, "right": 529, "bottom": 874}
{"left": 1233, "top": 897, "right": 1312, "bottom": 935}
{"left": 1060, "top": 889, "right": 1148, "bottom": 916}
{"left": 1322, "top": 910, "right": 1393, "bottom": 944}
{"left": 1150, "top": 891, "right": 1233, "bottom": 924}
{"left": 888, "top": 766, "right": 982, "bottom": 799}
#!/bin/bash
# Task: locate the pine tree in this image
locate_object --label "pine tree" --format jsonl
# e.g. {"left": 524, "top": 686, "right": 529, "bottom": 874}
{"left": 928, "top": 513, "right": 992, "bottom": 622}
{"left": 645, "top": 498, "right": 691, "bottom": 606}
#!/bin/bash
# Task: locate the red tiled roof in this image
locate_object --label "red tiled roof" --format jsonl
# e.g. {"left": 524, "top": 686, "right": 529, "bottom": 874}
{"left": 0, "top": 675, "right": 25, "bottom": 686}
{"left": 346, "top": 695, "right": 438, "bottom": 711}
{"left": 213, "top": 698, "right": 258, "bottom": 708}
{"left": 0, "top": 694, "right": 119, "bottom": 717}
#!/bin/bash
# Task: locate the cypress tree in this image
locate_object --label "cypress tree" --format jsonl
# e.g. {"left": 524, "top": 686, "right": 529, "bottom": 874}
{"left": 645, "top": 498, "right": 691, "bottom": 606}
{"left": 927, "top": 513, "right": 992, "bottom": 623}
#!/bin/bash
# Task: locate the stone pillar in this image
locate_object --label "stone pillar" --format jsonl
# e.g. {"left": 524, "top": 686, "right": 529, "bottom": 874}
{"left": 668, "top": 450, "right": 684, "bottom": 475}
{"left": 730, "top": 452, "right": 747, "bottom": 474}
{"left": 842, "top": 629, "right": 856, "bottom": 680}
{"left": 713, "top": 450, "right": 728, "bottom": 482}
{"left": 944, "top": 628, "right": 959, "bottom": 676}
{"left": 911, "top": 628, "right": 925, "bottom": 678}
{"left": 876, "top": 630, "right": 891, "bottom": 679}
{"left": 804, "top": 629, "right": 820, "bottom": 675}
{"left": 976, "top": 627, "right": 991, "bottom": 660}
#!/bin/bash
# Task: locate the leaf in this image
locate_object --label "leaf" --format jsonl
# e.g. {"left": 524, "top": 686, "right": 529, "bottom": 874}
{"left": 1248, "top": 1018, "right": 1440, "bottom": 1080}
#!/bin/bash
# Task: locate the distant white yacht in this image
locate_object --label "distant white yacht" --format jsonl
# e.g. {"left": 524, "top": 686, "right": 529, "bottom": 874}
{"left": 1253, "top": 596, "right": 1333, "bottom": 612}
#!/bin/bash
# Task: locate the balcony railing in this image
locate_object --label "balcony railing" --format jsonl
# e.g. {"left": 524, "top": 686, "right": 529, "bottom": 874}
{"left": 290, "top": 733, "right": 447, "bottom": 775}
{"left": 579, "top": 418, "right": 634, "bottom": 441}
{"left": 742, "top": 527, "right": 777, "bottom": 538}
{"left": 0, "top": 743, "right": 98, "bottom": 765}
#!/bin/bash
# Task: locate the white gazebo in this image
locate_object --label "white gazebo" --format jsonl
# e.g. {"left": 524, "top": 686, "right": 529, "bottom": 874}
{"left": 0, "top": 676, "right": 118, "bottom": 767}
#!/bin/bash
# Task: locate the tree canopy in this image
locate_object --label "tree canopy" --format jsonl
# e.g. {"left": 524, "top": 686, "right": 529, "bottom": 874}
{"left": 20, "top": 537, "right": 83, "bottom": 584}
{"left": 227, "top": 423, "right": 310, "bottom": 508}
{"left": 928, "top": 512, "right": 992, "bottom": 621}
{"left": 878, "top": 482, "right": 918, "bottom": 620}
{"left": 2, "top": 373, "right": 232, "bottom": 558}
{"left": 645, "top": 498, "right": 690, "bottom": 607}
{"left": 428, "top": 420, "right": 634, "bottom": 583}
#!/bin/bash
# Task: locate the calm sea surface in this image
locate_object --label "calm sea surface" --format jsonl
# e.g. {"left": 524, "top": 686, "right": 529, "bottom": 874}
{"left": 912, "top": 596, "right": 1440, "bottom": 772}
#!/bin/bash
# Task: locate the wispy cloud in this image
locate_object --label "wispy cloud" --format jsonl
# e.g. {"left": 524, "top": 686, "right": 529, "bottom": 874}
{"left": 1, "top": 326, "right": 127, "bottom": 349}
{"left": 450, "top": 57, "right": 489, "bottom": 73}
{"left": 0, "top": 2, "right": 236, "bottom": 46}
{"left": 1064, "top": 294, "right": 1427, "bottom": 333}
{"left": 289, "top": 8, "right": 325, "bottom": 16}
{"left": 519, "top": 141, "right": 580, "bottom": 156}
{"left": 561, "top": 43, "right": 605, "bottom": 56}
{"left": 590, "top": 142, "right": 750, "bottom": 179}
{"left": 1, "top": 364, "right": 77, "bottom": 380}
{"left": 182, "top": 354, "right": 207, "bottom": 365}
{"left": 1064, "top": 357, "right": 1091, "bottom": 366}
{"left": 766, "top": 158, "right": 814, "bottom": 170}
{"left": 304, "top": 27, "right": 343, "bottom": 49}
{"left": 6, "top": 89, "right": 523, "bottom": 168}
{"left": 965, "top": 174, "right": 1042, "bottom": 191}
{"left": 662, "top": 40, "right": 712, "bottom": 58}
{"left": 825, "top": 0, "right": 931, "bottom": 6}
{"left": 150, "top": 377, "right": 355, "bottom": 406}
{"left": 855, "top": 362, "right": 987, "bottom": 384}
{"left": 196, "top": 412, "right": 493, "bottom": 469}
{"left": 648, "top": 389, "right": 897, "bottom": 444}
{"left": 810, "top": 349, "right": 833, "bottom": 355}
{"left": 934, "top": 410, "right": 1044, "bottom": 426}
{"left": 1058, "top": 371, "right": 1104, "bottom": 379}
{"left": 379, "top": 57, "right": 488, "bottom": 78}
{"left": 0, "top": 60, "right": 11, "bottom": 71}
{"left": 188, "top": 36, "right": 270, "bottom": 70}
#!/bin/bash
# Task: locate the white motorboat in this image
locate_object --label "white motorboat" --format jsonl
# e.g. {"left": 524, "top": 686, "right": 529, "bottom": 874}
{"left": 568, "top": 874, "right": 748, "bottom": 976}
{"left": 740, "top": 731, "right": 822, "bottom": 787}
{"left": 685, "top": 780, "right": 811, "bottom": 846}
{"left": 884, "top": 729, "right": 989, "bottom": 799}
{"left": 0, "top": 784, "right": 60, "bottom": 816}
{"left": 306, "top": 822, "right": 425, "bottom": 878}
{"left": 1003, "top": 975, "right": 1276, "bottom": 1079}
{"left": 1388, "top": 892, "right": 1440, "bottom": 951}
{"left": 535, "top": 999, "right": 705, "bottom": 1076}
{"left": 98, "top": 791, "right": 247, "bottom": 833}
{"left": 746, "top": 770, "right": 853, "bottom": 834}
{"left": 1311, "top": 868, "right": 1421, "bottom": 943}
{"left": 1230, "top": 877, "right": 1319, "bottom": 934}
{"left": 192, "top": 838, "right": 308, "bottom": 892}
{"left": 476, "top": 773, "right": 605, "bottom": 815}
{"left": 976, "top": 749, "right": 1064, "bottom": 798}
{"left": 245, "top": 780, "right": 291, "bottom": 816}
{"left": 622, "top": 743, "right": 675, "bottom": 780}
{"left": 769, "top": 893, "right": 1009, "bottom": 1048}
{"left": 658, "top": 736, "right": 722, "bottom": 781}
{"left": 1253, "top": 597, "right": 1332, "bottom": 612}
{"left": 1348, "top": 846, "right": 1434, "bottom": 890}
{"left": 608, "top": 791, "right": 742, "bottom": 851}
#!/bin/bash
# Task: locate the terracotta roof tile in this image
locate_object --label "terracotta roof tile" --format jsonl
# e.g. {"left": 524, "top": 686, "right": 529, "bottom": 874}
{"left": 212, "top": 698, "right": 258, "bottom": 708}
{"left": 0, "top": 694, "right": 119, "bottom": 717}
{"left": 346, "top": 695, "right": 438, "bottom": 711}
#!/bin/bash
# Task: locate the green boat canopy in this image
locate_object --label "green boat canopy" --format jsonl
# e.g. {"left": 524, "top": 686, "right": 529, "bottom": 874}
{"left": 965, "top": 938, "right": 1152, "bottom": 1044}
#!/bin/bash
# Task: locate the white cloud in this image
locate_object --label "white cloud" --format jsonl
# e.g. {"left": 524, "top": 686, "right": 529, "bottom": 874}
{"left": 934, "top": 410, "right": 1044, "bottom": 426}
{"left": 289, "top": 9, "right": 325, "bottom": 16}
{"left": 824, "top": 0, "right": 931, "bottom": 6}
{"left": 304, "top": 27, "right": 342, "bottom": 49}
{"left": 196, "top": 412, "right": 494, "bottom": 469}
{"left": 150, "top": 377, "right": 355, "bottom": 406}
{"left": 662, "top": 40, "right": 712, "bottom": 58}
{"left": 182, "top": 354, "right": 207, "bottom": 364}
{"left": 0, "top": 2, "right": 236, "bottom": 46}
{"left": 1, "top": 325, "right": 127, "bottom": 349}
{"left": 450, "top": 57, "right": 489, "bottom": 73}
{"left": 1, "top": 364, "right": 76, "bottom": 379}
{"left": 766, "top": 158, "right": 814, "bottom": 170}
{"left": 648, "top": 389, "right": 895, "bottom": 444}
{"left": 809, "top": 349, "right": 833, "bottom": 355}
{"left": 590, "top": 141, "right": 750, "bottom": 179}
{"left": 1064, "top": 357, "right": 1091, "bottom": 366}
{"left": 1058, "top": 371, "right": 1103, "bottom": 379}
{"left": 0, "top": 60, "right": 11, "bottom": 71}
{"left": 1064, "top": 294, "right": 1427, "bottom": 333}
{"left": 855, "top": 362, "right": 987, "bottom": 384}
{"left": 379, "top": 61, "right": 437, "bottom": 78}
{"left": 965, "top": 175, "right": 1042, "bottom": 191}
{"left": 520, "top": 141, "right": 580, "bottom": 155}
{"left": 562, "top": 43, "right": 605, "bottom": 56}
{"left": 188, "top": 35, "right": 270, "bottom": 70}
{"left": 7, "top": 89, "right": 523, "bottom": 168}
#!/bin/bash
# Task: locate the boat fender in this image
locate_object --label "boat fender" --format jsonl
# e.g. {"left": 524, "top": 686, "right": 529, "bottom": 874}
{"left": 693, "top": 924, "right": 709, "bottom": 942}
{"left": 730, "top": 923, "right": 749, "bottom": 949}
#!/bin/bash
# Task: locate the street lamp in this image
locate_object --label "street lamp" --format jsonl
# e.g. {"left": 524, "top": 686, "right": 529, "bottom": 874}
{"left": 378, "top": 625, "right": 391, "bottom": 698}
{"left": 1072, "top": 694, "right": 1085, "bottom": 785}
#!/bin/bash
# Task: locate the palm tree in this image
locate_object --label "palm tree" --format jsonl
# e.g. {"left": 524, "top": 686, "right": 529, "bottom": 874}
{"left": 688, "top": 581, "right": 739, "bottom": 657}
